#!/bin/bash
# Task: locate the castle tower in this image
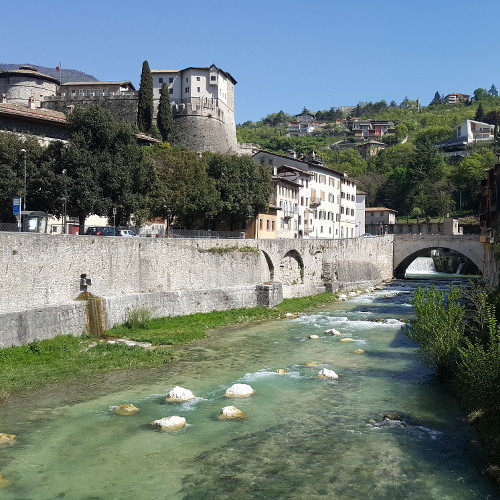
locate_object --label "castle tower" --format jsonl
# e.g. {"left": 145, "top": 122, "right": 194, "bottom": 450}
{"left": 151, "top": 64, "right": 238, "bottom": 153}
{"left": 0, "top": 65, "right": 58, "bottom": 106}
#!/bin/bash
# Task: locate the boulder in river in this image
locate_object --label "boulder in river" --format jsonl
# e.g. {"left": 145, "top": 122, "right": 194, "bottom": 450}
{"left": 317, "top": 368, "right": 339, "bottom": 379}
{"left": 276, "top": 368, "right": 288, "bottom": 374}
{"left": 339, "top": 337, "right": 354, "bottom": 343}
{"left": 225, "top": 383, "right": 255, "bottom": 397}
{"left": 218, "top": 406, "right": 247, "bottom": 420}
{"left": 150, "top": 416, "right": 186, "bottom": 431}
{"left": 165, "top": 386, "right": 195, "bottom": 403}
{"left": 113, "top": 404, "right": 139, "bottom": 416}
{"left": 325, "top": 328, "right": 341, "bottom": 335}
{"left": 308, "top": 334, "right": 320, "bottom": 340}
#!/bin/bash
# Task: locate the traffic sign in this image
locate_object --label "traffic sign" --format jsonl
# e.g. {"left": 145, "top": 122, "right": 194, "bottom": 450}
{"left": 12, "top": 197, "right": 21, "bottom": 215}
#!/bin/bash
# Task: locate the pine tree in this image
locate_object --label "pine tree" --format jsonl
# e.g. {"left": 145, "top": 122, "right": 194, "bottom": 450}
{"left": 488, "top": 84, "right": 498, "bottom": 97}
{"left": 157, "top": 82, "right": 174, "bottom": 142}
{"left": 475, "top": 102, "right": 485, "bottom": 122}
{"left": 137, "top": 60, "right": 154, "bottom": 134}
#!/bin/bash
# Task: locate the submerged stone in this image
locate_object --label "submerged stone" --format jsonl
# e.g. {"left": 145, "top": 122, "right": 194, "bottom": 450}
{"left": 150, "top": 416, "right": 186, "bottom": 431}
{"left": 308, "top": 334, "right": 320, "bottom": 340}
{"left": 113, "top": 404, "right": 139, "bottom": 416}
{"left": 225, "top": 383, "right": 255, "bottom": 397}
{"left": 353, "top": 349, "right": 365, "bottom": 354}
{"left": 276, "top": 368, "right": 288, "bottom": 374}
{"left": 0, "top": 433, "right": 16, "bottom": 445}
{"left": 339, "top": 338, "right": 354, "bottom": 343}
{"left": 0, "top": 474, "right": 10, "bottom": 488}
{"left": 218, "top": 406, "right": 247, "bottom": 419}
{"left": 165, "top": 386, "right": 195, "bottom": 403}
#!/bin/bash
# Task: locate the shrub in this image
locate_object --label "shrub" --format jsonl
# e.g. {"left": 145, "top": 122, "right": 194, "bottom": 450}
{"left": 124, "top": 307, "right": 153, "bottom": 329}
{"left": 405, "top": 285, "right": 464, "bottom": 379}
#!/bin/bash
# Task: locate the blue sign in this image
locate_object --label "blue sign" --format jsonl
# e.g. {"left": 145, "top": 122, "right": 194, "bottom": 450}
{"left": 12, "top": 197, "right": 21, "bottom": 215}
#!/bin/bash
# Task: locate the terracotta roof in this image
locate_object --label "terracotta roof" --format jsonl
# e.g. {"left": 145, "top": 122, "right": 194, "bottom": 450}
{"left": 60, "top": 81, "right": 136, "bottom": 90}
{"left": 135, "top": 132, "right": 161, "bottom": 144}
{"left": 365, "top": 207, "right": 397, "bottom": 212}
{"left": 0, "top": 103, "right": 67, "bottom": 124}
{"left": 0, "top": 67, "right": 59, "bottom": 84}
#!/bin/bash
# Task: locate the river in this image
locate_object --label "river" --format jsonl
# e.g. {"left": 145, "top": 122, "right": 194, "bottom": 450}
{"left": 0, "top": 275, "right": 498, "bottom": 499}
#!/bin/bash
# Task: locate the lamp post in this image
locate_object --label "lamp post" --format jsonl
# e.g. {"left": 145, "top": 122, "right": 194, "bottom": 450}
{"left": 62, "top": 169, "right": 67, "bottom": 234}
{"left": 20, "top": 149, "right": 27, "bottom": 211}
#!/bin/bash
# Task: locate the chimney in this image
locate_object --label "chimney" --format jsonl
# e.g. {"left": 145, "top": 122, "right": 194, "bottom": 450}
{"left": 1, "top": 94, "right": 7, "bottom": 104}
{"left": 27, "top": 97, "right": 37, "bottom": 109}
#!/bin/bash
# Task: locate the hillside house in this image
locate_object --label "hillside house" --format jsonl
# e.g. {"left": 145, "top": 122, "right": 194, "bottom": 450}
{"left": 444, "top": 93, "right": 470, "bottom": 104}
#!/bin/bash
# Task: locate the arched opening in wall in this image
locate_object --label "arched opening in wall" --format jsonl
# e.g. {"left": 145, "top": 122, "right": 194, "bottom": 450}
{"left": 261, "top": 250, "right": 275, "bottom": 281}
{"left": 279, "top": 249, "right": 305, "bottom": 285}
{"left": 395, "top": 247, "right": 481, "bottom": 279}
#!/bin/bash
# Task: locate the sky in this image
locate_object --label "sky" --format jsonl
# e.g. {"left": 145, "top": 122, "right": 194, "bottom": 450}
{"left": 5, "top": 0, "right": 500, "bottom": 124}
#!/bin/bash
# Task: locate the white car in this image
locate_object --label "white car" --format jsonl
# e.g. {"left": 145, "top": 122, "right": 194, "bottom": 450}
{"left": 118, "top": 230, "right": 138, "bottom": 237}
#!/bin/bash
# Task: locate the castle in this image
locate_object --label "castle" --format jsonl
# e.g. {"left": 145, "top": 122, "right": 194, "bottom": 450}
{"left": 0, "top": 64, "right": 239, "bottom": 153}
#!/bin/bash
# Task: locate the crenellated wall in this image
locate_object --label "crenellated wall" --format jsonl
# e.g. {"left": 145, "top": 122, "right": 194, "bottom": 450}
{"left": 0, "top": 234, "right": 394, "bottom": 346}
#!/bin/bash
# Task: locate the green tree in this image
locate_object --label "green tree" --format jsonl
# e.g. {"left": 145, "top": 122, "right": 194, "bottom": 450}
{"left": 157, "top": 82, "right": 174, "bottom": 142}
{"left": 205, "top": 153, "right": 272, "bottom": 231}
{"left": 137, "top": 60, "right": 154, "bottom": 134}
{"left": 61, "top": 105, "right": 155, "bottom": 230}
{"left": 150, "top": 147, "right": 219, "bottom": 229}
{"left": 473, "top": 88, "right": 489, "bottom": 102}
{"left": 429, "top": 91, "right": 442, "bottom": 106}
{"left": 414, "top": 126, "right": 453, "bottom": 147}
{"left": 329, "top": 148, "right": 367, "bottom": 177}
{"left": 488, "top": 84, "right": 498, "bottom": 97}
{"left": 475, "top": 102, "right": 485, "bottom": 122}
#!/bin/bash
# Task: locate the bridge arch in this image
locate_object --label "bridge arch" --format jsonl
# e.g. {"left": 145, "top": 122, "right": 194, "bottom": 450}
{"left": 261, "top": 250, "right": 275, "bottom": 281}
{"left": 277, "top": 249, "right": 305, "bottom": 285}
{"left": 393, "top": 235, "right": 485, "bottom": 278}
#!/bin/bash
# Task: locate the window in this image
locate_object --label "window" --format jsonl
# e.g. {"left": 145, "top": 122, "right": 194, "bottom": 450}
{"left": 159, "top": 78, "right": 164, "bottom": 83}
{"left": 71, "top": 90, "right": 76, "bottom": 95}
{"left": 185, "top": 87, "right": 190, "bottom": 93}
{"left": 168, "top": 77, "right": 174, "bottom": 83}
{"left": 79, "top": 89, "right": 84, "bottom": 96}
{"left": 169, "top": 89, "right": 173, "bottom": 94}
{"left": 186, "top": 77, "right": 188, "bottom": 82}
{"left": 271, "top": 221, "right": 275, "bottom": 231}
{"left": 266, "top": 220, "right": 270, "bottom": 230}
{"left": 259, "top": 219, "right": 263, "bottom": 230}
{"left": 196, "top": 76, "right": 200, "bottom": 81}
{"left": 211, "top": 75, "right": 216, "bottom": 81}
{"left": 197, "top": 87, "right": 201, "bottom": 92}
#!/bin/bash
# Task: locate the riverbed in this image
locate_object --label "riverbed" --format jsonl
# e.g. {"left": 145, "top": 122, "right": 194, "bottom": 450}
{"left": 0, "top": 278, "right": 498, "bottom": 499}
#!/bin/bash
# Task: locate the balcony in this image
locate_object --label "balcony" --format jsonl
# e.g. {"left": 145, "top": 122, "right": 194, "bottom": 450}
{"left": 309, "top": 197, "right": 321, "bottom": 207}
{"left": 282, "top": 210, "right": 295, "bottom": 219}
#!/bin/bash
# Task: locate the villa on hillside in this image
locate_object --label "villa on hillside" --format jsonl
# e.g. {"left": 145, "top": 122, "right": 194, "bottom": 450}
{"left": 436, "top": 119, "right": 495, "bottom": 159}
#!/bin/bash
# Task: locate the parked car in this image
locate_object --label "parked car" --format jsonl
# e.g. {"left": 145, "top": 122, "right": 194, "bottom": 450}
{"left": 118, "top": 229, "right": 138, "bottom": 237}
{"left": 360, "top": 233, "right": 373, "bottom": 237}
{"left": 85, "top": 226, "right": 121, "bottom": 236}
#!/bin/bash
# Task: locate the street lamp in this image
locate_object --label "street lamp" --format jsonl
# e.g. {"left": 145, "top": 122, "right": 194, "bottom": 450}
{"left": 62, "top": 169, "right": 67, "bottom": 234}
{"left": 20, "top": 149, "right": 27, "bottom": 211}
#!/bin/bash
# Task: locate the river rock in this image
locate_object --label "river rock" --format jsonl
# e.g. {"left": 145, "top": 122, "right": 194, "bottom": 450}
{"left": 0, "top": 474, "right": 10, "bottom": 488}
{"left": 353, "top": 349, "right": 365, "bottom": 354}
{"left": 217, "top": 406, "right": 247, "bottom": 419}
{"left": 0, "top": 433, "right": 16, "bottom": 445}
{"left": 308, "top": 334, "right": 320, "bottom": 340}
{"left": 325, "top": 328, "right": 341, "bottom": 335}
{"left": 303, "top": 361, "right": 322, "bottom": 366}
{"left": 317, "top": 368, "right": 339, "bottom": 379}
{"left": 150, "top": 416, "right": 186, "bottom": 431}
{"left": 339, "top": 337, "right": 354, "bottom": 342}
{"left": 225, "top": 383, "right": 255, "bottom": 397}
{"left": 165, "top": 386, "right": 195, "bottom": 403}
{"left": 113, "top": 404, "right": 139, "bottom": 416}
{"left": 276, "top": 368, "right": 288, "bottom": 374}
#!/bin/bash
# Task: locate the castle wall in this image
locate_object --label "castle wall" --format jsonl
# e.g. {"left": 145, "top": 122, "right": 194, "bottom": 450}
{"left": 42, "top": 95, "right": 138, "bottom": 124}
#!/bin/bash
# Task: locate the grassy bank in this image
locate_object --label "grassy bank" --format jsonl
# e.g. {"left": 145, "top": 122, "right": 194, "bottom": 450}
{"left": 0, "top": 292, "right": 339, "bottom": 398}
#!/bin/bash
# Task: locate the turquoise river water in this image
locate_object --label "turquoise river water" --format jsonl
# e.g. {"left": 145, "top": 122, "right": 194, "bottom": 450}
{"left": 0, "top": 277, "right": 499, "bottom": 499}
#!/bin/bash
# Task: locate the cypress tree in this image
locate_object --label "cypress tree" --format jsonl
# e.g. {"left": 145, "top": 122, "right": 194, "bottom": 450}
{"left": 157, "top": 82, "right": 174, "bottom": 142}
{"left": 429, "top": 91, "right": 442, "bottom": 106}
{"left": 137, "top": 60, "right": 154, "bottom": 134}
{"left": 475, "top": 102, "right": 485, "bottom": 122}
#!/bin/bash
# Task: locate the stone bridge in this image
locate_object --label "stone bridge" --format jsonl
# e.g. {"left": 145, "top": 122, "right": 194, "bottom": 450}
{"left": 393, "top": 234, "right": 494, "bottom": 282}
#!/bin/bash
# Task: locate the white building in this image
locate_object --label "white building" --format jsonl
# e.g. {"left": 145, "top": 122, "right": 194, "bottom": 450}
{"left": 150, "top": 64, "right": 235, "bottom": 115}
{"left": 252, "top": 150, "right": 358, "bottom": 239}
{"left": 453, "top": 119, "right": 494, "bottom": 143}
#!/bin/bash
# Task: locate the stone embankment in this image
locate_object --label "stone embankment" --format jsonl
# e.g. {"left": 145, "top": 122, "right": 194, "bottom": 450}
{"left": 0, "top": 233, "right": 393, "bottom": 346}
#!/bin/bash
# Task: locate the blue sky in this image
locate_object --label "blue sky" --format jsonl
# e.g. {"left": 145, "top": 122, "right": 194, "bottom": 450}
{"left": 6, "top": 0, "right": 500, "bottom": 123}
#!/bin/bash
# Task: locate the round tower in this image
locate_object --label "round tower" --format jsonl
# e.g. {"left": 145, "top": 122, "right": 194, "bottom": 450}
{"left": 0, "top": 65, "right": 58, "bottom": 106}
